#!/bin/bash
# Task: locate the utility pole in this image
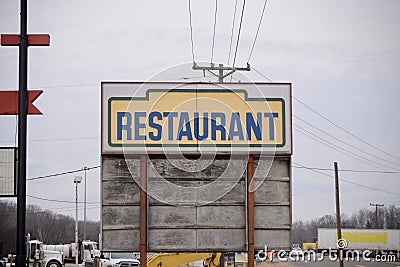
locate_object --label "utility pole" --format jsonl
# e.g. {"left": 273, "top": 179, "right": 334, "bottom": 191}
{"left": 192, "top": 62, "right": 250, "bottom": 82}
{"left": 370, "top": 203, "right": 384, "bottom": 228}
{"left": 334, "top": 162, "right": 344, "bottom": 267}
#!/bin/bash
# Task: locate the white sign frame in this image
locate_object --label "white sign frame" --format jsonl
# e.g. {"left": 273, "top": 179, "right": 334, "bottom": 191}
{"left": 101, "top": 82, "right": 292, "bottom": 155}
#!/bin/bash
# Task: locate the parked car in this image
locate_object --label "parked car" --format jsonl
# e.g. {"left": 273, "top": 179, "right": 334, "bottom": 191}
{"left": 100, "top": 252, "right": 139, "bottom": 267}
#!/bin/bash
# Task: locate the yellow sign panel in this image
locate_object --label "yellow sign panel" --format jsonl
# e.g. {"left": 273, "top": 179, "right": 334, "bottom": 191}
{"left": 108, "top": 89, "right": 286, "bottom": 149}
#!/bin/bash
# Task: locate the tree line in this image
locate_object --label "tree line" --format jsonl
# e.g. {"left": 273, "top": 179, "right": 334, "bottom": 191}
{"left": 1, "top": 200, "right": 399, "bottom": 256}
{"left": 292, "top": 205, "right": 400, "bottom": 245}
{"left": 0, "top": 200, "right": 99, "bottom": 257}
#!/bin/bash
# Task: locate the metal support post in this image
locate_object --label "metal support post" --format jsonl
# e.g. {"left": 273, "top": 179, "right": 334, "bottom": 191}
{"left": 247, "top": 155, "right": 255, "bottom": 267}
{"left": 1, "top": 3, "right": 49, "bottom": 267}
{"left": 16, "top": 0, "right": 28, "bottom": 266}
{"left": 140, "top": 155, "right": 147, "bottom": 267}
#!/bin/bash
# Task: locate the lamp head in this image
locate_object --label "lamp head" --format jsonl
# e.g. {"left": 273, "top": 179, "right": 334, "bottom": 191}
{"left": 74, "top": 176, "right": 82, "bottom": 183}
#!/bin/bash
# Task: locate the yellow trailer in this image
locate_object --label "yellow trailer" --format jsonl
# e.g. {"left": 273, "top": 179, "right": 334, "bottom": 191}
{"left": 302, "top": 242, "right": 317, "bottom": 251}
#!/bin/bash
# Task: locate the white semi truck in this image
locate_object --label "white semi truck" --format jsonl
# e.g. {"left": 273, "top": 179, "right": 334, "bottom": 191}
{"left": 317, "top": 228, "right": 400, "bottom": 254}
{"left": 27, "top": 240, "right": 64, "bottom": 267}
{"left": 43, "top": 240, "right": 100, "bottom": 263}
{"left": 1, "top": 236, "right": 64, "bottom": 267}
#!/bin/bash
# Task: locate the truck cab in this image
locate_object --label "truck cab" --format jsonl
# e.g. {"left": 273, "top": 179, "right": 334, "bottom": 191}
{"left": 27, "top": 240, "right": 64, "bottom": 267}
{"left": 82, "top": 241, "right": 101, "bottom": 260}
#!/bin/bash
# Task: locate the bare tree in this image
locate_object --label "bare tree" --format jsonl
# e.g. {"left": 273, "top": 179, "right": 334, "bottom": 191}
{"left": 0, "top": 200, "right": 99, "bottom": 256}
{"left": 292, "top": 206, "right": 400, "bottom": 245}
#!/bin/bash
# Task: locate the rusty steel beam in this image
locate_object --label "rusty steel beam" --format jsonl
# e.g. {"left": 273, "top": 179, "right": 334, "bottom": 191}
{"left": 140, "top": 155, "right": 148, "bottom": 267}
{"left": 247, "top": 155, "right": 255, "bottom": 267}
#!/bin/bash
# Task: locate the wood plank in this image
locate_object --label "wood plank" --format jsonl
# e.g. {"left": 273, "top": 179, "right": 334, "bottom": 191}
{"left": 253, "top": 157, "right": 290, "bottom": 178}
{"left": 148, "top": 229, "right": 196, "bottom": 251}
{"left": 102, "top": 225, "right": 139, "bottom": 231}
{"left": 254, "top": 229, "right": 291, "bottom": 250}
{"left": 254, "top": 181, "right": 290, "bottom": 205}
{"left": 254, "top": 206, "right": 290, "bottom": 228}
{"left": 148, "top": 206, "right": 246, "bottom": 229}
{"left": 102, "top": 180, "right": 140, "bottom": 205}
{"left": 102, "top": 157, "right": 140, "bottom": 181}
{"left": 102, "top": 205, "right": 140, "bottom": 227}
{"left": 147, "top": 179, "right": 245, "bottom": 206}
{"left": 102, "top": 229, "right": 140, "bottom": 251}
{"left": 197, "top": 229, "right": 246, "bottom": 251}
{"left": 212, "top": 180, "right": 245, "bottom": 205}
{"left": 149, "top": 206, "right": 196, "bottom": 227}
{"left": 147, "top": 157, "right": 247, "bottom": 180}
{"left": 197, "top": 206, "right": 245, "bottom": 228}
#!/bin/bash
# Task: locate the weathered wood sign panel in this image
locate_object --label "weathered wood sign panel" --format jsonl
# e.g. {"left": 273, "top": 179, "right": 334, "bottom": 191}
{"left": 101, "top": 155, "right": 291, "bottom": 251}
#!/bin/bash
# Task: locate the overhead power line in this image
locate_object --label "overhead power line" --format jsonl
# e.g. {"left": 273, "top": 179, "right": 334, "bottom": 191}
{"left": 292, "top": 162, "right": 400, "bottom": 196}
{"left": 232, "top": 0, "right": 246, "bottom": 68}
{"left": 251, "top": 66, "right": 273, "bottom": 82}
{"left": 293, "top": 95, "right": 400, "bottom": 162}
{"left": 339, "top": 179, "right": 400, "bottom": 196}
{"left": 292, "top": 164, "right": 400, "bottom": 174}
{"left": 38, "top": 205, "right": 100, "bottom": 213}
{"left": 227, "top": 0, "right": 239, "bottom": 65}
{"left": 39, "top": 203, "right": 100, "bottom": 211}
{"left": 210, "top": 0, "right": 218, "bottom": 64}
{"left": 27, "top": 195, "right": 100, "bottom": 204}
{"left": 0, "top": 136, "right": 100, "bottom": 143}
{"left": 294, "top": 114, "right": 400, "bottom": 170}
{"left": 294, "top": 124, "right": 395, "bottom": 171}
{"left": 30, "top": 83, "right": 98, "bottom": 89}
{"left": 27, "top": 165, "right": 100, "bottom": 181}
{"left": 247, "top": 0, "right": 269, "bottom": 63}
{"left": 188, "top": 0, "right": 195, "bottom": 63}
{"left": 26, "top": 136, "right": 100, "bottom": 142}
{"left": 293, "top": 126, "right": 383, "bottom": 170}
{"left": 252, "top": 65, "right": 400, "bottom": 169}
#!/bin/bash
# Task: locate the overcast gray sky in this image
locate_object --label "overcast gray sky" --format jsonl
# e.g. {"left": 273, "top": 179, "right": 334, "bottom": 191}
{"left": 1, "top": 0, "right": 399, "bottom": 222}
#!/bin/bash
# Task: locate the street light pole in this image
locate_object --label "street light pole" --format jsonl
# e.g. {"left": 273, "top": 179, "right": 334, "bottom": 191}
{"left": 83, "top": 166, "right": 88, "bottom": 240}
{"left": 74, "top": 176, "right": 82, "bottom": 267}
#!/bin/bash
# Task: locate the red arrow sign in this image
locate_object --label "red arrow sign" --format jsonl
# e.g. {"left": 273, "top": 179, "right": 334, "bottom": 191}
{"left": 0, "top": 90, "right": 43, "bottom": 115}
{"left": 1, "top": 34, "right": 50, "bottom": 46}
